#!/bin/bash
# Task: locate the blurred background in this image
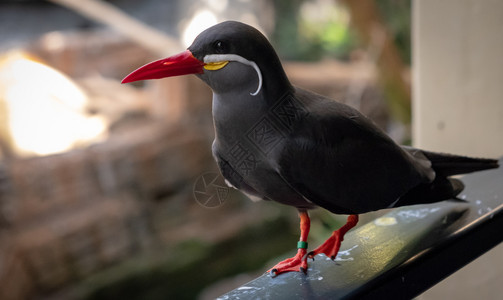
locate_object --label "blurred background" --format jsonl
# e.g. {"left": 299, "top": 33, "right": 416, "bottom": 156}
{"left": 0, "top": 0, "right": 501, "bottom": 299}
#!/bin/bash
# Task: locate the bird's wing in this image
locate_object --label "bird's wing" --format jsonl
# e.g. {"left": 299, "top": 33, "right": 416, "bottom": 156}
{"left": 274, "top": 89, "right": 433, "bottom": 214}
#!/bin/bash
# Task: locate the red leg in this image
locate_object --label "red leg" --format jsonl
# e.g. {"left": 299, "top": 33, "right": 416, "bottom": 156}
{"left": 308, "top": 214, "right": 359, "bottom": 260}
{"left": 269, "top": 210, "right": 310, "bottom": 276}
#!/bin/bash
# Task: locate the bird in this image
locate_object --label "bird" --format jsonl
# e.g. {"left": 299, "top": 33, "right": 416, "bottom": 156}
{"left": 122, "top": 21, "right": 499, "bottom": 276}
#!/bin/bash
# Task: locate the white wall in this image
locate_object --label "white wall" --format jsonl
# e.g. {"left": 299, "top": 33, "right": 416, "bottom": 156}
{"left": 413, "top": 1, "right": 503, "bottom": 299}
{"left": 413, "top": 0, "right": 503, "bottom": 157}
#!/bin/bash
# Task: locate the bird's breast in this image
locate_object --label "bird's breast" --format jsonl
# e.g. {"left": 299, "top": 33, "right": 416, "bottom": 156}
{"left": 213, "top": 140, "right": 314, "bottom": 209}
{"left": 211, "top": 91, "right": 314, "bottom": 208}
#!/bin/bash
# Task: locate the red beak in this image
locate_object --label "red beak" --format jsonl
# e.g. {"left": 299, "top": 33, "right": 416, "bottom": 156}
{"left": 121, "top": 50, "right": 205, "bottom": 84}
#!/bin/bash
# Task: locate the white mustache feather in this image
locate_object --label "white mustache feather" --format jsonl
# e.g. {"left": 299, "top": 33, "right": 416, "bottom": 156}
{"left": 204, "top": 54, "right": 263, "bottom": 96}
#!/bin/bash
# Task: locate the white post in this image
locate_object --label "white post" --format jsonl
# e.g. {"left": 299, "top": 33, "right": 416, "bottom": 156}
{"left": 413, "top": 0, "right": 503, "bottom": 157}
{"left": 413, "top": 1, "right": 503, "bottom": 299}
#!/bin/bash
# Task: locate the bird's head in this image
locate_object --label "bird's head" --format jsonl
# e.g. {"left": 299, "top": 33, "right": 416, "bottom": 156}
{"left": 122, "top": 21, "right": 291, "bottom": 99}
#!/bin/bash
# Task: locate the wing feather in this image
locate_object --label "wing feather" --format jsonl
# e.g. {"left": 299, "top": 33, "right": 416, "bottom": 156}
{"left": 275, "top": 89, "right": 431, "bottom": 214}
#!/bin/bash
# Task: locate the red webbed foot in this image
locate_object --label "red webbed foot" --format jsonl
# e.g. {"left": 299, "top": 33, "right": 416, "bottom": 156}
{"left": 308, "top": 214, "right": 359, "bottom": 260}
{"left": 268, "top": 247, "right": 308, "bottom": 277}
{"left": 268, "top": 213, "right": 358, "bottom": 276}
{"left": 269, "top": 211, "right": 310, "bottom": 277}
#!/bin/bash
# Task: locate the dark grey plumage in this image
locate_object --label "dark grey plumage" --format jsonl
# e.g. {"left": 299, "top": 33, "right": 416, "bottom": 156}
{"left": 189, "top": 21, "right": 498, "bottom": 215}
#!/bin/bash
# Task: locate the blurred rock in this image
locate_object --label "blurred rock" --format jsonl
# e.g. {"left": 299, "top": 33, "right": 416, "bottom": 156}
{"left": 0, "top": 121, "right": 214, "bottom": 298}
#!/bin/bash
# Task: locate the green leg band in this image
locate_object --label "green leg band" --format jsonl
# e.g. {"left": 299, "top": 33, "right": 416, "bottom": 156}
{"left": 297, "top": 241, "right": 308, "bottom": 249}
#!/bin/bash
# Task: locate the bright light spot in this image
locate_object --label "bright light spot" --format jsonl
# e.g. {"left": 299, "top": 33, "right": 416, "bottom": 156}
{"left": 182, "top": 10, "right": 218, "bottom": 48}
{"left": 40, "top": 31, "right": 66, "bottom": 52}
{"left": 205, "top": 0, "right": 228, "bottom": 12}
{"left": 300, "top": 0, "right": 349, "bottom": 25}
{"left": 0, "top": 51, "right": 107, "bottom": 157}
{"left": 374, "top": 217, "right": 397, "bottom": 226}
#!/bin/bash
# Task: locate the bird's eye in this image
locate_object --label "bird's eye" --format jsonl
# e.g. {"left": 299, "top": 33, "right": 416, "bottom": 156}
{"left": 213, "top": 40, "right": 227, "bottom": 53}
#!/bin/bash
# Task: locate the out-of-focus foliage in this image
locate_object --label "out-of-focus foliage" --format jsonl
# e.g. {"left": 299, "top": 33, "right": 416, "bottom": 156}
{"left": 375, "top": 0, "right": 411, "bottom": 64}
{"left": 271, "top": 0, "right": 305, "bottom": 60}
{"left": 299, "top": 0, "right": 357, "bottom": 61}
{"left": 271, "top": 0, "right": 411, "bottom": 63}
{"left": 271, "top": 0, "right": 356, "bottom": 61}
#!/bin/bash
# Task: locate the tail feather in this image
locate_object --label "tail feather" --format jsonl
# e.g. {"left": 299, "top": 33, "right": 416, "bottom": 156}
{"left": 395, "top": 177, "right": 465, "bottom": 207}
{"left": 395, "top": 148, "right": 498, "bottom": 208}
{"left": 449, "top": 178, "right": 465, "bottom": 196}
{"left": 419, "top": 150, "right": 499, "bottom": 176}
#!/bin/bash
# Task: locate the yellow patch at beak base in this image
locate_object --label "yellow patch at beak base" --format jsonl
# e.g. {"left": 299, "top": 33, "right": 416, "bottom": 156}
{"left": 204, "top": 61, "right": 229, "bottom": 71}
